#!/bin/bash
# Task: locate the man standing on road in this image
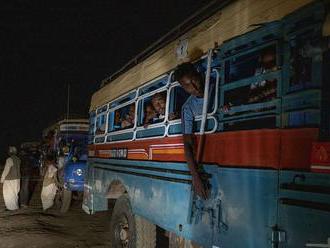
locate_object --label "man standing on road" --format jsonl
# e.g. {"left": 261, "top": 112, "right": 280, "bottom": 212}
{"left": 19, "top": 149, "right": 32, "bottom": 207}
{"left": 174, "top": 62, "right": 208, "bottom": 199}
{"left": 41, "top": 154, "right": 58, "bottom": 211}
{"left": 0, "top": 146, "right": 21, "bottom": 210}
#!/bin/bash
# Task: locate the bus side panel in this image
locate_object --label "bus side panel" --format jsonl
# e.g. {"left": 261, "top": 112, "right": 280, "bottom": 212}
{"left": 85, "top": 158, "right": 280, "bottom": 247}
{"left": 131, "top": 178, "right": 199, "bottom": 241}
{"left": 86, "top": 158, "right": 217, "bottom": 246}
{"left": 210, "top": 167, "right": 278, "bottom": 248}
{"left": 279, "top": 171, "right": 330, "bottom": 247}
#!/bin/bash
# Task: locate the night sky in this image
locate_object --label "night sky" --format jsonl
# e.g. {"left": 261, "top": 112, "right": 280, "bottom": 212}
{"left": 0, "top": 0, "right": 209, "bottom": 161}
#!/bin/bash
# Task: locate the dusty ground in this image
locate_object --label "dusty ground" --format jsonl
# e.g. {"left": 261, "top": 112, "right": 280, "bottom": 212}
{"left": 0, "top": 183, "right": 110, "bottom": 248}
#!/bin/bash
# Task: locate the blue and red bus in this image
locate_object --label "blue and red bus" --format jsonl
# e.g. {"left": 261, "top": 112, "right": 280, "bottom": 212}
{"left": 83, "top": 1, "right": 330, "bottom": 247}
{"left": 43, "top": 118, "right": 89, "bottom": 212}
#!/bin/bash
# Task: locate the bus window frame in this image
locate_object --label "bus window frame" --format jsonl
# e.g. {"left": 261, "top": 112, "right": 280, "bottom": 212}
{"left": 137, "top": 73, "right": 170, "bottom": 97}
{"left": 219, "top": 40, "right": 282, "bottom": 128}
{"left": 107, "top": 99, "right": 137, "bottom": 134}
{"left": 94, "top": 104, "right": 109, "bottom": 141}
{"left": 88, "top": 111, "right": 97, "bottom": 144}
{"left": 109, "top": 90, "right": 137, "bottom": 109}
{"left": 136, "top": 87, "right": 169, "bottom": 127}
{"left": 135, "top": 88, "right": 169, "bottom": 140}
{"left": 167, "top": 68, "right": 220, "bottom": 135}
{"left": 166, "top": 116, "right": 218, "bottom": 138}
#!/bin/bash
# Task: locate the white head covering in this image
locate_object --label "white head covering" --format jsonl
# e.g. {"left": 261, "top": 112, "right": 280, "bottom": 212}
{"left": 8, "top": 146, "right": 17, "bottom": 155}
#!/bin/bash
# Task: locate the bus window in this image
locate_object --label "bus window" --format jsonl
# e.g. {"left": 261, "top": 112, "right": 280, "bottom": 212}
{"left": 138, "top": 91, "right": 167, "bottom": 126}
{"left": 109, "top": 91, "right": 136, "bottom": 109}
{"left": 224, "top": 44, "right": 278, "bottom": 84}
{"left": 95, "top": 113, "right": 106, "bottom": 135}
{"left": 138, "top": 75, "right": 168, "bottom": 96}
{"left": 109, "top": 103, "right": 136, "bottom": 132}
{"left": 88, "top": 112, "right": 96, "bottom": 144}
{"left": 289, "top": 39, "right": 314, "bottom": 91}
{"left": 168, "top": 86, "right": 190, "bottom": 121}
{"left": 168, "top": 74, "right": 217, "bottom": 121}
{"left": 224, "top": 79, "right": 277, "bottom": 108}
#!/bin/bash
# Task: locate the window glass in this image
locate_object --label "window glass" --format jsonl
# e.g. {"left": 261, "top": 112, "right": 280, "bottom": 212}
{"left": 168, "top": 87, "right": 190, "bottom": 121}
{"left": 289, "top": 38, "right": 313, "bottom": 91}
{"left": 95, "top": 113, "right": 106, "bottom": 135}
{"left": 224, "top": 78, "right": 277, "bottom": 108}
{"left": 109, "top": 91, "right": 136, "bottom": 109}
{"left": 138, "top": 91, "right": 167, "bottom": 126}
{"left": 88, "top": 113, "right": 96, "bottom": 143}
{"left": 138, "top": 75, "right": 168, "bottom": 96}
{"left": 96, "top": 105, "right": 108, "bottom": 114}
{"left": 109, "top": 103, "right": 136, "bottom": 132}
{"left": 168, "top": 76, "right": 217, "bottom": 121}
{"left": 224, "top": 45, "right": 278, "bottom": 84}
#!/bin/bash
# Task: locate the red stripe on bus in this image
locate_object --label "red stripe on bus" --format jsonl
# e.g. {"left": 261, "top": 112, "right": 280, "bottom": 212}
{"left": 89, "top": 128, "right": 319, "bottom": 171}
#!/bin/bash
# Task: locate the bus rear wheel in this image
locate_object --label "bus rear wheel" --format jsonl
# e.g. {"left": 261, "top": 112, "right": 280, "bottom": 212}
{"left": 110, "top": 195, "right": 156, "bottom": 248}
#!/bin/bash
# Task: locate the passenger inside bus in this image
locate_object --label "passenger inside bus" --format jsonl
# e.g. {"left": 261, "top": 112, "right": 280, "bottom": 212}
{"left": 141, "top": 92, "right": 167, "bottom": 127}
{"left": 95, "top": 114, "right": 106, "bottom": 135}
{"left": 224, "top": 46, "right": 278, "bottom": 110}
{"left": 174, "top": 62, "right": 208, "bottom": 199}
{"left": 249, "top": 47, "right": 277, "bottom": 104}
{"left": 120, "top": 104, "right": 135, "bottom": 129}
{"left": 143, "top": 104, "right": 157, "bottom": 127}
{"left": 151, "top": 92, "right": 166, "bottom": 119}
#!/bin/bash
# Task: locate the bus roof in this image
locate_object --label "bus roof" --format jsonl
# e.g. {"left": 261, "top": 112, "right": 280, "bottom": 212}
{"left": 90, "top": 0, "right": 314, "bottom": 111}
{"left": 42, "top": 118, "right": 89, "bottom": 137}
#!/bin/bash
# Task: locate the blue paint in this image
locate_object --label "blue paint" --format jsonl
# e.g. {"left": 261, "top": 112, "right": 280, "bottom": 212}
{"left": 62, "top": 134, "right": 88, "bottom": 192}
{"left": 64, "top": 161, "right": 85, "bottom": 191}
{"left": 83, "top": 2, "right": 330, "bottom": 247}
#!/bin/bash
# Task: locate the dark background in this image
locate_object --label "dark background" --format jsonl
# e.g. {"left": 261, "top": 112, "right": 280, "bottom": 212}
{"left": 0, "top": 0, "right": 209, "bottom": 162}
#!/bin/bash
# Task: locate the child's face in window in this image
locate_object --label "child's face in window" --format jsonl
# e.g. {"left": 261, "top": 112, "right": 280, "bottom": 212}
{"left": 145, "top": 105, "right": 156, "bottom": 117}
{"left": 152, "top": 95, "right": 166, "bottom": 115}
{"left": 125, "top": 106, "right": 135, "bottom": 122}
{"left": 128, "top": 105, "right": 135, "bottom": 117}
{"left": 261, "top": 50, "right": 275, "bottom": 69}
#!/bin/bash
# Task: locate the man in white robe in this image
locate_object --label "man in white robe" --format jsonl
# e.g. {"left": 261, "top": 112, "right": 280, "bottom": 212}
{"left": 1, "top": 146, "right": 21, "bottom": 210}
{"left": 41, "top": 155, "right": 58, "bottom": 210}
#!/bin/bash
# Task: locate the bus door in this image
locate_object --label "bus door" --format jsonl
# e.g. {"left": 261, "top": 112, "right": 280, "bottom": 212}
{"left": 277, "top": 3, "right": 330, "bottom": 247}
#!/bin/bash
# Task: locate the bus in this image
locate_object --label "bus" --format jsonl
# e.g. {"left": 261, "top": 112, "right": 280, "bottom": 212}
{"left": 83, "top": 0, "right": 330, "bottom": 247}
{"left": 43, "top": 118, "right": 89, "bottom": 212}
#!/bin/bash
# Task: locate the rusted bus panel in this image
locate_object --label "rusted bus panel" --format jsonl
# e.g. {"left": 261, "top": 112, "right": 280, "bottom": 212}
{"left": 90, "top": 0, "right": 314, "bottom": 111}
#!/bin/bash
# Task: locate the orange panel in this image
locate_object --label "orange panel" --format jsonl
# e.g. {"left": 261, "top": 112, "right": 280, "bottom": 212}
{"left": 90, "top": 128, "right": 319, "bottom": 171}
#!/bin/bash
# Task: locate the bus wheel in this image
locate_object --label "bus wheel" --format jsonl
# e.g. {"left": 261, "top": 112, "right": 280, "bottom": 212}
{"left": 110, "top": 195, "right": 156, "bottom": 248}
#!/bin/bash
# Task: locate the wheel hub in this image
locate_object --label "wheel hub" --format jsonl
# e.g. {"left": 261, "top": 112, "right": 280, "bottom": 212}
{"left": 117, "top": 218, "right": 129, "bottom": 247}
{"left": 120, "top": 227, "right": 128, "bottom": 241}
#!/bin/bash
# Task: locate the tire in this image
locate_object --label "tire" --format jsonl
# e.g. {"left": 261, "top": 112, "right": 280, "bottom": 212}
{"left": 60, "top": 189, "right": 72, "bottom": 213}
{"left": 110, "top": 195, "right": 156, "bottom": 248}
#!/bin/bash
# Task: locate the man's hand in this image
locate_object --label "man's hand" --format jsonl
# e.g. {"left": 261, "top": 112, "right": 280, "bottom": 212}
{"left": 191, "top": 172, "right": 208, "bottom": 199}
{"left": 183, "top": 134, "right": 209, "bottom": 199}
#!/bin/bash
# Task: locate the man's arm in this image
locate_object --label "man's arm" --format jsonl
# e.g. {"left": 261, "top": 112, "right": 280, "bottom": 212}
{"left": 183, "top": 134, "right": 207, "bottom": 199}
{"left": 1, "top": 158, "right": 13, "bottom": 183}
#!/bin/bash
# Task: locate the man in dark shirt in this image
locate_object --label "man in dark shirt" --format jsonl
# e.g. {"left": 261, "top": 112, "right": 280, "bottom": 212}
{"left": 19, "top": 150, "right": 33, "bottom": 207}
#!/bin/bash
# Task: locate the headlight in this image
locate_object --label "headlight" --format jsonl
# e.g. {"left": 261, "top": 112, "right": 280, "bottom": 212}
{"left": 75, "top": 168, "right": 83, "bottom": 176}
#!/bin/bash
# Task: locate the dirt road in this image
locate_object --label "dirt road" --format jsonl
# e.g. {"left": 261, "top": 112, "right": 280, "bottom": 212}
{"left": 0, "top": 185, "right": 110, "bottom": 248}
